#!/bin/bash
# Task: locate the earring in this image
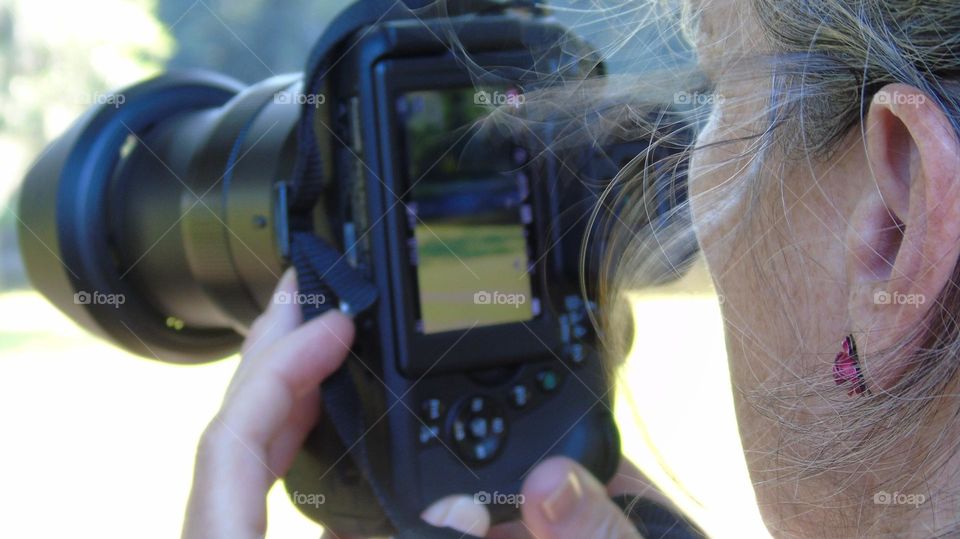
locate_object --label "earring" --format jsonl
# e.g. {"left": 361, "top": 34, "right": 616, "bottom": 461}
{"left": 834, "top": 335, "right": 867, "bottom": 396}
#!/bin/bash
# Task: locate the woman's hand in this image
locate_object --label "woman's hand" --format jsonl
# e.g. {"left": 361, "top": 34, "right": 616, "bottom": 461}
{"left": 422, "top": 457, "right": 655, "bottom": 539}
{"left": 181, "top": 268, "right": 660, "bottom": 539}
{"left": 182, "top": 269, "right": 355, "bottom": 539}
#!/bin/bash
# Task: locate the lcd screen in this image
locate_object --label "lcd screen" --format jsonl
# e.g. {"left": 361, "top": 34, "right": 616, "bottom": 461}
{"left": 397, "top": 88, "right": 537, "bottom": 334}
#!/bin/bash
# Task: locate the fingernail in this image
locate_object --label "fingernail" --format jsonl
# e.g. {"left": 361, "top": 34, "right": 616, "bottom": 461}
{"left": 421, "top": 495, "right": 490, "bottom": 535}
{"left": 541, "top": 471, "right": 583, "bottom": 523}
{"left": 441, "top": 497, "right": 477, "bottom": 531}
{"left": 421, "top": 497, "right": 453, "bottom": 526}
{"left": 266, "top": 268, "right": 296, "bottom": 310}
{"left": 277, "top": 267, "right": 296, "bottom": 291}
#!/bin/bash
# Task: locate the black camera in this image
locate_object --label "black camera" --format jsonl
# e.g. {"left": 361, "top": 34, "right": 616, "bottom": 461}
{"left": 17, "top": 1, "right": 689, "bottom": 536}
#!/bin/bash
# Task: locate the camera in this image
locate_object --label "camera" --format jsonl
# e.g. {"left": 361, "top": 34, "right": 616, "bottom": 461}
{"left": 17, "top": 0, "right": 690, "bottom": 535}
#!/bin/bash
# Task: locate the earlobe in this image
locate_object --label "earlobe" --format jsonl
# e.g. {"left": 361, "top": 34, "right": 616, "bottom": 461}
{"left": 845, "top": 83, "right": 960, "bottom": 390}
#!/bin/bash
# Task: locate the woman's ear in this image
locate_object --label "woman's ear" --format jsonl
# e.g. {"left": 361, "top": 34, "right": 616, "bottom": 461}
{"left": 846, "top": 83, "right": 960, "bottom": 389}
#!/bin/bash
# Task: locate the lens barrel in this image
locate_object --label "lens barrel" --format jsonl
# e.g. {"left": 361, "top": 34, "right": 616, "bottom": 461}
{"left": 18, "top": 71, "right": 304, "bottom": 362}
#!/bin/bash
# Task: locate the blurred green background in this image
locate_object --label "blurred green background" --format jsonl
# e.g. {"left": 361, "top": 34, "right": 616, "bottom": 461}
{"left": 0, "top": 0, "right": 768, "bottom": 537}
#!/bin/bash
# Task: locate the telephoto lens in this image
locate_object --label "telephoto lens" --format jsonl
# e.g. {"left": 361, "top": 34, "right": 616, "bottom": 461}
{"left": 17, "top": 71, "right": 314, "bottom": 363}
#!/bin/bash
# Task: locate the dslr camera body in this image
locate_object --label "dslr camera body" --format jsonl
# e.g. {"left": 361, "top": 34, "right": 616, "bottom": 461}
{"left": 288, "top": 9, "right": 620, "bottom": 533}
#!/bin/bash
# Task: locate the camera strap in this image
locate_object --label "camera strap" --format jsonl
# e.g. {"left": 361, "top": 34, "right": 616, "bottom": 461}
{"left": 286, "top": 1, "right": 533, "bottom": 538}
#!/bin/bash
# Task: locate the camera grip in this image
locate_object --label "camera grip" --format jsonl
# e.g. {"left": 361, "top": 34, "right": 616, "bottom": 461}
{"left": 284, "top": 412, "right": 394, "bottom": 537}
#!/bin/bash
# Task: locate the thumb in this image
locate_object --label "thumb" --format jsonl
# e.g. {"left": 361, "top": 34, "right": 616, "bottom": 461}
{"left": 421, "top": 494, "right": 491, "bottom": 537}
{"left": 521, "top": 457, "right": 643, "bottom": 539}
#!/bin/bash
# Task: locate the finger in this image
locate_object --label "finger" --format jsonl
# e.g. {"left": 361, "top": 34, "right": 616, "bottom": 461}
{"left": 221, "top": 309, "right": 354, "bottom": 446}
{"left": 183, "top": 421, "right": 275, "bottom": 539}
{"left": 520, "top": 457, "right": 643, "bottom": 539}
{"left": 241, "top": 267, "right": 301, "bottom": 359}
{"left": 421, "top": 495, "right": 491, "bottom": 537}
{"left": 184, "top": 311, "right": 354, "bottom": 539}
{"left": 265, "top": 386, "right": 320, "bottom": 474}
{"left": 486, "top": 520, "right": 534, "bottom": 539}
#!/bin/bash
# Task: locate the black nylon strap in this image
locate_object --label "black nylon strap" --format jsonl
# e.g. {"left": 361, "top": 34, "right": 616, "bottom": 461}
{"left": 291, "top": 231, "right": 478, "bottom": 538}
{"left": 610, "top": 495, "right": 706, "bottom": 539}
{"left": 287, "top": 0, "right": 414, "bottom": 218}
{"left": 290, "top": 232, "right": 377, "bottom": 318}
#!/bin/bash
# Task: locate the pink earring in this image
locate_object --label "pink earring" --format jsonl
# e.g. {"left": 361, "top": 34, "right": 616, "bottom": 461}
{"left": 834, "top": 335, "right": 867, "bottom": 396}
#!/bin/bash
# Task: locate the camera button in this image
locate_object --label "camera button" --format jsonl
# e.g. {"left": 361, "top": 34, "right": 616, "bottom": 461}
{"left": 421, "top": 398, "right": 445, "bottom": 421}
{"left": 419, "top": 424, "right": 441, "bottom": 445}
{"left": 509, "top": 384, "right": 530, "bottom": 408}
{"left": 491, "top": 416, "right": 505, "bottom": 435}
{"left": 453, "top": 419, "right": 467, "bottom": 442}
{"left": 469, "top": 417, "right": 488, "bottom": 438}
{"left": 473, "top": 441, "right": 496, "bottom": 461}
{"left": 469, "top": 396, "right": 485, "bottom": 413}
{"left": 452, "top": 396, "right": 507, "bottom": 463}
{"left": 474, "top": 444, "right": 488, "bottom": 460}
{"left": 536, "top": 369, "right": 561, "bottom": 393}
{"left": 564, "top": 344, "right": 586, "bottom": 366}
{"left": 468, "top": 434, "right": 502, "bottom": 463}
